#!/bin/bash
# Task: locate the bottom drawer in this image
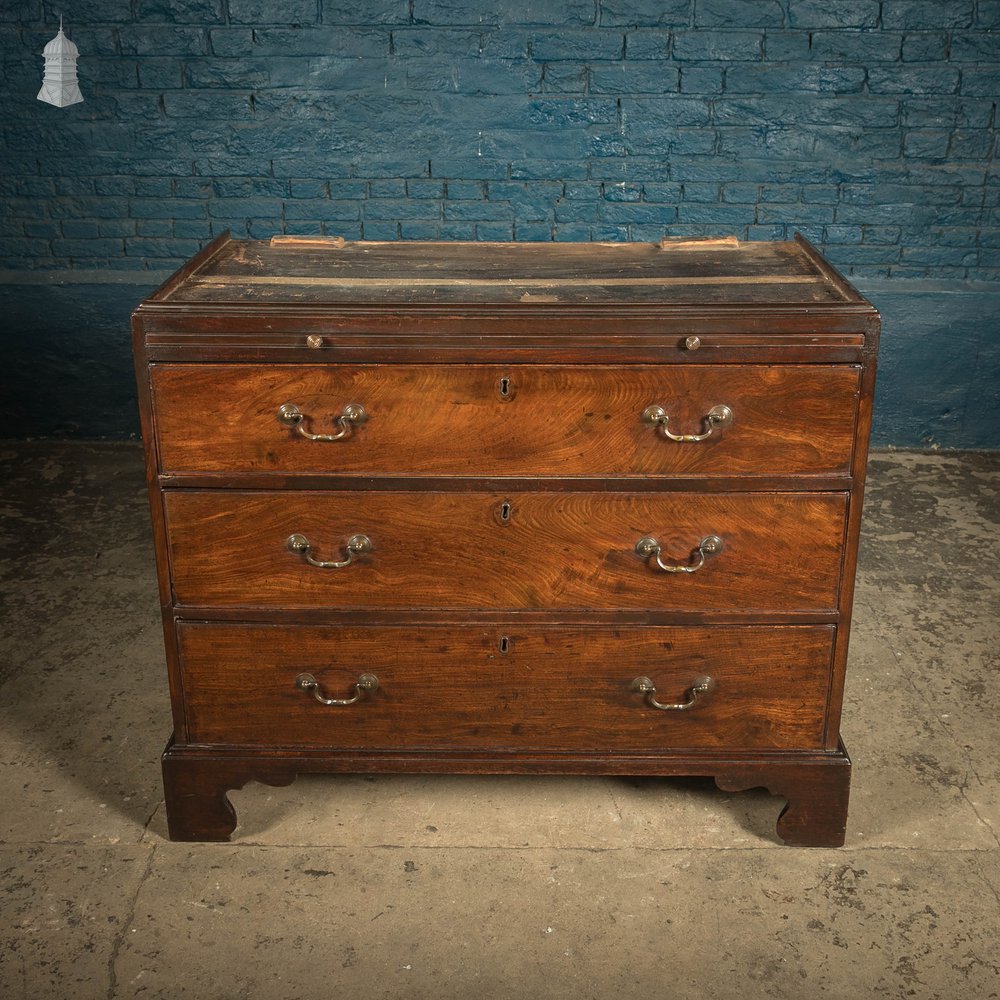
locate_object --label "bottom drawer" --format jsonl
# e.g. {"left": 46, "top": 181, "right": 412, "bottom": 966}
{"left": 177, "top": 624, "right": 834, "bottom": 752}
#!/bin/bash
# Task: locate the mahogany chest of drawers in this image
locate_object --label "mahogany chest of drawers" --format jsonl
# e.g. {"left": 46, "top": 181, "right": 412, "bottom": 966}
{"left": 132, "top": 233, "right": 879, "bottom": 846}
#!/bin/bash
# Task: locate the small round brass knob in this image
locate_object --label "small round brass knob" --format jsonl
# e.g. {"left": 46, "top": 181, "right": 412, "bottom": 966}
{"left": 684, "top": 336, "right": 701, "bottom": 351}
{"left": 306, "top": 334, "right": 324, "bottom": 349}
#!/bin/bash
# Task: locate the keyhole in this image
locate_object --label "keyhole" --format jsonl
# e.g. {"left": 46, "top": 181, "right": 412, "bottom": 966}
{"left": 498, "top": 376, "right": 511, "bottom": 398}
{"left": 500, "top": 501, "right": 511, "bottom": 522}
{"left": 499, "top": 636, "right": 510, "bottom": 655}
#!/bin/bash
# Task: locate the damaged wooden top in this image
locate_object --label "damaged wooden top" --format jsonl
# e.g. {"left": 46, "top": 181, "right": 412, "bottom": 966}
{"left": 146, "top": 233, "right": 868, "bottom": 310}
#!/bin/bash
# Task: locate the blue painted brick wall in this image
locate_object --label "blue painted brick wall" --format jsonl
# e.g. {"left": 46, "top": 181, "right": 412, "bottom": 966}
{"left": 0, "top": 0, "right": 997, "bottom": 280}
{"left": 1, "top": 1, "right": 999, "bottom": 446}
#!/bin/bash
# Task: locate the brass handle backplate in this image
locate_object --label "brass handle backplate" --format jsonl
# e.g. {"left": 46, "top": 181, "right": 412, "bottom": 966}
{"left": 287, "top": 532, "right": 372, "bottom": 569}
{"left": 642, "top": 403, "right": 732, "bottom": 442}
{"left": 635, "top": 535, "right": 724, "bottom": 574}
{"left": 631, "top": 675, "right": 714, "bottom": 711}
{"left": 277, "top": 402, "right": 367, "bottom": 441}
{"left": 295, "top": 671, "right": 379, "bottom": 706}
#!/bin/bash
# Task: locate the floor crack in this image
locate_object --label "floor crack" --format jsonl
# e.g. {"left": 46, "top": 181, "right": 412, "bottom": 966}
{"left": 106, "top": 846, "right": 155, "bottom": 1000}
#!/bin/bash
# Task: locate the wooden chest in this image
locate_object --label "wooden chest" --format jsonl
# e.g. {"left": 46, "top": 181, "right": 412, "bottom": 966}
{"left": 132, "top": 233, "right": 879, "bottom": 846}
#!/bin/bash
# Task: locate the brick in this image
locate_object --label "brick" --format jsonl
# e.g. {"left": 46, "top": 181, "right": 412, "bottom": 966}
{"left": 961, "top": 67, "right": 1000, "bottom": 97}
{"left": 405, "top": 58, "right": 541, "bottom": 94}
{"left": 480, "top": 29, "right": 531, "bottom": 58}
{"left": 531, "top": 30, "right": 624, "bottom": 60}
{"left": 514, "top": 223, "right": 554, "bottom": 240}
{"left": 210, "top": 28, "right": 254, "bottom": 56}
{"left": 678, "top": 203, "right": 752, "bottom": 224}
{"left": 600, "top": 0, "right": 688, "bottom": 26}
{"left": 407, "top": 180, "right": 446, "bottom": 199}
{"left": 184, "top": 59, "right": 270, "bottom": 87}
{"left": 253, "top": 27, "right": 386, "bottom": 56}
{"left": 714, "top": 96, "right": 898, "bottom": 128}
{"left": 476, "top": 222, "right": 514, "bottom": 239}
{"left": 881, "top": 2, "right": 974, "bottom": 29}
{"left": 901, "top": 32, "right": 950, "bottom": 61}
{"left": 757, "top": 203, "right": 836, "bottom": 224}
{"left": 542, "top": 63, "right": 588, "bottom": 92}
{"left": 591, "top": 63, "right": 679, "bottom": 93}
{"left": 823, "top": 225, "right": 863, "bottom": 244}
{"left": 119, "top": 26, "right": 207, "bottom": 55}
{"left": 625, "top": 30, "right": 670, "bottom": 59}
{"left": 682, "top": 182, "right": 721, "bottom": 202}
{"left": 443, "top": 200, "right": 513, "bottom": 220}
{"left": 60, "top": 221, "right": 100, "bottom": 239}
{"left": 131, "top": 198, "right": 206, "bottom": 219}
{"left": 328, "top": 182, "right": 368, "bottom": 199}
{"left": 977, "top": 0, "right": 1000, "bottom": 27}
{"left": 135, "top": 178, "right": 173, "bottom": 197}
{"left": 229, "top": 0, "right": 319, "bottom": 24}
{"left": 901, "top": 99, "right": 994, "bottom": 128}
{"left": 289, "top": 180, "right": 328, "bottom": 198}
{"left": 213, "top": 177, "right": 288, "bottom": 198}
{"left": 553, "top": 223, "right": 596, "bottom": 240}
{"left": 680, "top": 66, "right": 724, "bottom": 93}
{"left": 640, "top": 183, "right": 683, "bottom": 201}
{"left": 414, "top": 0, "right": 594, "bottom": 24}
{"left": 602, "top": 182, "right": 643, "bottom": 201}
{"left": 950, "top": 31, "right": 1000, "bottom": 60}
{"left": 207, "top": 198, "right": 284, "bottom": 218}
{"left": 724, "top": 65, "right": 865, "bottom": 93}
{"left": 598, "top": 202, "right": 678, "bottom": 224}
{"left": 138, "top": 59, "right": 182, "bottom": 89}
{"left": 135, "top": 0, "right": 224, "bottom": 21}
{"left": 445, "top": 181, "right": 484, "bottom": 198}
{"left": 695, "top": 0, "right": 785, "bottom": 28}
{"left": 363, "top": 199, "right": 440, "bottom": 222}
{"left": 164, "top": 92, "right": 252, "bottom": 119}
{"left": 172, "top": 220, "right": 213, "bottom": 237}
{"left": 369, "top": 180, "right": 408, "bottom": 198}
{"left": 622, "top": 99, "right": 712, "bottom": 151}
{"left": 763, "top": 31, "right": 810, "bottom": 60}
{"left": 23, "top": 222, "right": 61, "bottom": 238}
{"left": 174, "top": 178, "right": 215, "bottom": 198}
{"left": 949, "top": 130, "right": 996, "bottom": 160}
{"left": 125, "top": 237, "right": 203, "bottom": 256}
{"left": 431, "top": 157, "right": 509, "bottom": 179}
{"left": 392, "top": 29, "right": 481, "bottom": 55}
{"left": 900, "top": 245, "right": 978, "bottom": 266}
{"left": 903, "top": 130, "right": 951, "bottom": 159}
{"left": 810, "top": 31, "right": 902, "bottom": 62}
{"left": 868, "top": 66, "right": 961, "bottom": 95}
{"left": 554, "top": 200, "right": 599, "bottom": 222}
{"left": 136, "top": 220, "right": 174, "bottom": 237}
{"left": 52, "top": 238, "right": 124, "bottom": 256}
{"left": 787, "top": 1, "right": 879, "bottom": 28}
{"left": 284, "top": 200, "right": 362, "bottom": 220}
{"left": 721, "top": 183, "right": 760, "bottom": 203}
{"left": 862, "top": 226, "right": 902, "bottom": 244}
{"left": 672, "top": 30, "right": 762, "bottom": 60}
{"left": 324, "top": 0, "right": 409, "bottom": 22}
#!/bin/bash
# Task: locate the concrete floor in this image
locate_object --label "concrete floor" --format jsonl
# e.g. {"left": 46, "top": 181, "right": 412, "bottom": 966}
{"left": 1, "top": 443, "right": 998, "bottom": 999}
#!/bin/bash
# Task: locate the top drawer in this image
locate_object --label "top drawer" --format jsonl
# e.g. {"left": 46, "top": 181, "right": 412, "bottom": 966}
{"left": 150, "top": 363, "right": 860, "bottom": 479}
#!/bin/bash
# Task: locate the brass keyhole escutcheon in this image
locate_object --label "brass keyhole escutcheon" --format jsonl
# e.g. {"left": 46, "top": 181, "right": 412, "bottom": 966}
{"left": 499, "top": 635, "right": 511, "bottom": 655}
{"left": 496, "top": 375, "right": 515, "bottom": 401}
{"left": 495, "top": 500, "right": 513, "bottom": 525}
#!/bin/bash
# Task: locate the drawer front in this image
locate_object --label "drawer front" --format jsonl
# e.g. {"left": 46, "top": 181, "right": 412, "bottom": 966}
{"left": 165, "top": 491, "right": 847, "bottom": 612}
{"left": 151, "top": 364, "right": 859, "bottom": 478}
{"left": 178, "top": 624, "right": 834, "bottom": 751}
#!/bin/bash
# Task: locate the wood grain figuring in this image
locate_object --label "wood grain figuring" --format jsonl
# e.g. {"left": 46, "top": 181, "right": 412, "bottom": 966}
{"left": 151, "top": 364, "right": 860, "bottom": 478}
{"left": 177, "top": 623, "right": 834, "bottom": 751}
{"left": 164, "top": 490, "right": 847, "bottom": 611}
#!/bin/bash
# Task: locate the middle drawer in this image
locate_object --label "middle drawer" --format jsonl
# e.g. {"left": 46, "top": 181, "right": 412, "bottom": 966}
{"left": 165, "top": 490, "right": 847, "bottom": 612}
